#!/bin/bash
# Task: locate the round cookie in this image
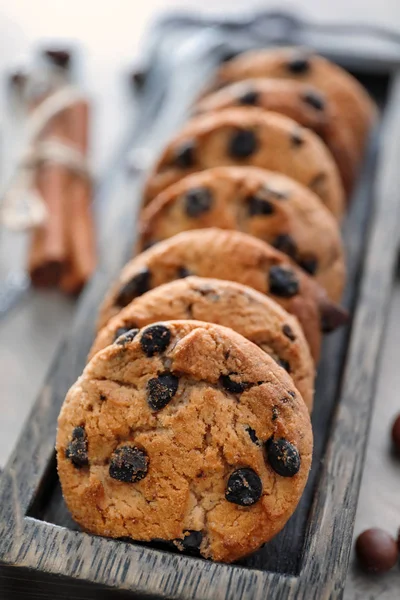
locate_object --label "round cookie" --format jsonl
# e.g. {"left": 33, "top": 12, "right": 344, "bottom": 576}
{"left": 194, "top": 78, "right": 357, "bottom": 195}
{"left": 57, "top": 319, "right": 313, "bottom": 563}
{"left": 139, "top": 166, "right": 345, "bottom": 301}
{"left": 89, "top": 276, "right": 315, "bottom": 411}
{"left": 142, "top": 108, "right": 345, "bottom": 219}
{"left": 205, "top": 47, "right": 376, "bottom": 163}
{"left": 98, "top": 229, "right": 349, "bottom": 361}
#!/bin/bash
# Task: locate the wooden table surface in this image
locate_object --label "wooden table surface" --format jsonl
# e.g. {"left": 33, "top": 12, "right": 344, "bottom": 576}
{"left": 1, "top": 1, "right": 400, "bottom": 598}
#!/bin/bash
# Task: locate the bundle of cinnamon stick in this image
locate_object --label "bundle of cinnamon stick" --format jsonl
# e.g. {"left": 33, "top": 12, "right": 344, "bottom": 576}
{"left": 25, "top": 71, "right": 96, "bottom": 294}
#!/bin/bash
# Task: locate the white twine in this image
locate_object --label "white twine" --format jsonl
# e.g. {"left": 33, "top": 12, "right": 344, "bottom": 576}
{"left": 0, "top": 84, "right": 91, "bottom": 231}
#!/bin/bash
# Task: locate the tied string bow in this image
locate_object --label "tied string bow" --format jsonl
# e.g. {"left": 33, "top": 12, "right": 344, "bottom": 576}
{"left": 1, "top": 84, "right": 92, "bottom": 231}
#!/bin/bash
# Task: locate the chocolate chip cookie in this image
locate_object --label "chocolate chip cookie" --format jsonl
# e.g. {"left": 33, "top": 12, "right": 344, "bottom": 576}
{"left": 194, "top": 78, "right": 357, "bottom": 196}
{"left": 57, "top": 319, "right": 313, "bottom": 563}
{"left": 139, "top": 166, "right": 345, "bottom": 301}
{"left": 205, "top": 47, "right": 376, "bottom": 168}
{"left": 98, "top": 229, "right": 348, "bottom": 361}
{"left": 142, "top": 108, "right": 345, "bottom": 218}
{"left": 90, "top": 276, "right": 315, "bottom": 411}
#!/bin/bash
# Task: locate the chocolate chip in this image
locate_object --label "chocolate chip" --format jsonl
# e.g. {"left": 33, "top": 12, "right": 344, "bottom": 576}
{"left": 246, "top": 426, "right": 260, "bottom": 445}
{"left": 269, "top": 266, "right": 299, "bottom": 297}
{"left": 298, "top": 256, "right": 318, "bottom": 275}
{"left": 115, "top": 268, "right": 151, "bottom": 307}
{"left": 220, "top": 374, "right": 249, "bottom": 394}
{"left": 181, "top": 530, "right": 203, "bottom": 552}
{"left": 225, "top": 467, "right": 262, "bottom": 506}
{"left": 302, "top": 89, "right": 325, "bottom": 111}
{"left": 291, "top": 127, "right": 304, "bottom": 147}
{"left": 287, "top": 53, "right": 311, "bottom": 74}
{"left": 247, "top": 195, "right": 274, "bottom": 216}
{"left": 115, "top": 327, "right": 139, "bottom": 344}
{"left": 288, "top": 390, "right": 296, "bottom": 398}
{"left": 273, "top": 234, "right": 297, "bottom": 260}
{"left": 147, "top": 373, "right": 179, "bottom": 411}
{"left": 282, "top": 323, "right": 296, "bottom": 341}
{"left": 265, "top": 438, "right": 300, "bottom": 477}
{"left": 140, "top": 325, "right": 171, "bottom": 356}
{"left": 228, "top": 129, "right": 258, "bottom": 158}
{"left": 184, "top": 187, "right": 213, "bottom": 217}
{"left": 356, "top": 529, "right": 398, "bottom": 573}
{"left": 174, "top": 140, "right": 195, "bottom": 168}
{"left": 272, "top": 407, "right": 279, "bottom": 421}
{"left": 65, "top": 426, "right": 88, "bottom": 468}
{"left": 109, "top": 446, "right": 149, "bottom": 483}
{"left": 100, "top": 394, "right": 107, "bottom": 401}
{"left": 238, "top": 89, "right": 259, "bottom": 106}
{"left": 177, "top": 266, "right": 192, "bottom": 278}
{"left": 277, "top": 357, "right": 291, "bottom": 373}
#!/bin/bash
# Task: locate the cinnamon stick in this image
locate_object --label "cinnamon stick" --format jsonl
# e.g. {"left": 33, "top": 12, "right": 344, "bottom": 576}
{"left": 28, "top": 100, "right": 69, "bottom": 287}
{"left": 60, "top": 100, "right": 96, "bottom": 294}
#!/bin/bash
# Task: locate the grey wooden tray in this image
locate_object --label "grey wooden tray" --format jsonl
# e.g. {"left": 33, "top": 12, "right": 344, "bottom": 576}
{"left": 1, "top": 10, "right": 400, "bottom": 600}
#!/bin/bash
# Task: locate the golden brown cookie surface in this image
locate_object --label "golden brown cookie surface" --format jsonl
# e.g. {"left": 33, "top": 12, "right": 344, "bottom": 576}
{"left": 143, "top": 108, "right": 345, "bottom": 219}
{"left": 90, "top": 276, "right": 315, "bottom": 411}
{"left": 139, "top": 166, "right": 345, "bottom": 300}
{"left": 194, "top": 78, "right": 358, "bottom": 195}
{"left": 207, "top": 47, "right": 376, "bottom": 166}
{"left": 57, "top": 320, "right": 313, "bottom": 563}
{"left": 98, "top": 229, "right": 348, "bottom": 361}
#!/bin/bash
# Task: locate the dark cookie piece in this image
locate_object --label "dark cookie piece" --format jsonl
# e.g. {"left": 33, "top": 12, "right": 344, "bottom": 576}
{"left": 298, "top": 256, "right": 318, "bottom": 276}
{"left": 272, "top": 234, "right": 297, "bottom": 260}
{"left": 228, "top": 129, "right": 258, "bottom": 158}
{"left": 115, "top": 328, "right": 139, "bottom": 344}
{"left": 65, "top": 426, "right": 89, "bottom": 468}
{"left": 115, "top": 268, "right": 151, "bottom": 307}
{"left": 265, "top": 438, "right": 301, "bottom": 477}
{"left": 247, "top": 195, "right": 274, "bottom": 216}
{"left": 225, "top": 467, "right": 262, "bottom": 506}
{"left": 147, "top": 373, "right": 179, "bottom": 411}
{"left": 174, "top": 141, "right": 195, "bottom": 168}
{"left": 268, "top": 266, "right": 299, "bottom": 298}
{"left": 140, "top": 324, "right": 171, "bottom": 356}
{"left": 302, "top": 89, "right": 325, "bottom": 111}
{"left": 246, "top": 426, "right": 260, "bottom": 445}
{"left": 282, "top": 323, "right": 296, "bottom": 341}
{"left": 238, "top": 89, "right": 259, "bottom": 106}
{"left": 184, "top": 187, "right": 213, "bottom": 217}
{"left": 320, "top": 303, "right": 349, "bottom": 333}
{"left": 220, "top": 374, "right": 249, "bottom": 394}
{"left": 287, "top": 54, "right": 311, "bottom": 74}
{"left": 109, "top": 446, "right": 149, "bottom": 483}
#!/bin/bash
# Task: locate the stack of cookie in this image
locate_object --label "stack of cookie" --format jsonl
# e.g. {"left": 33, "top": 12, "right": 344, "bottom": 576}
{"left": 56, "top": 47, "right": 376, "bottom": 564}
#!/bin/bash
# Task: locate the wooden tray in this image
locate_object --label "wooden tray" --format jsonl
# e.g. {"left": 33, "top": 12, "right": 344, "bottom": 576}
{"left": 2, "top": 10, "right": 400, "bottom": 600}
